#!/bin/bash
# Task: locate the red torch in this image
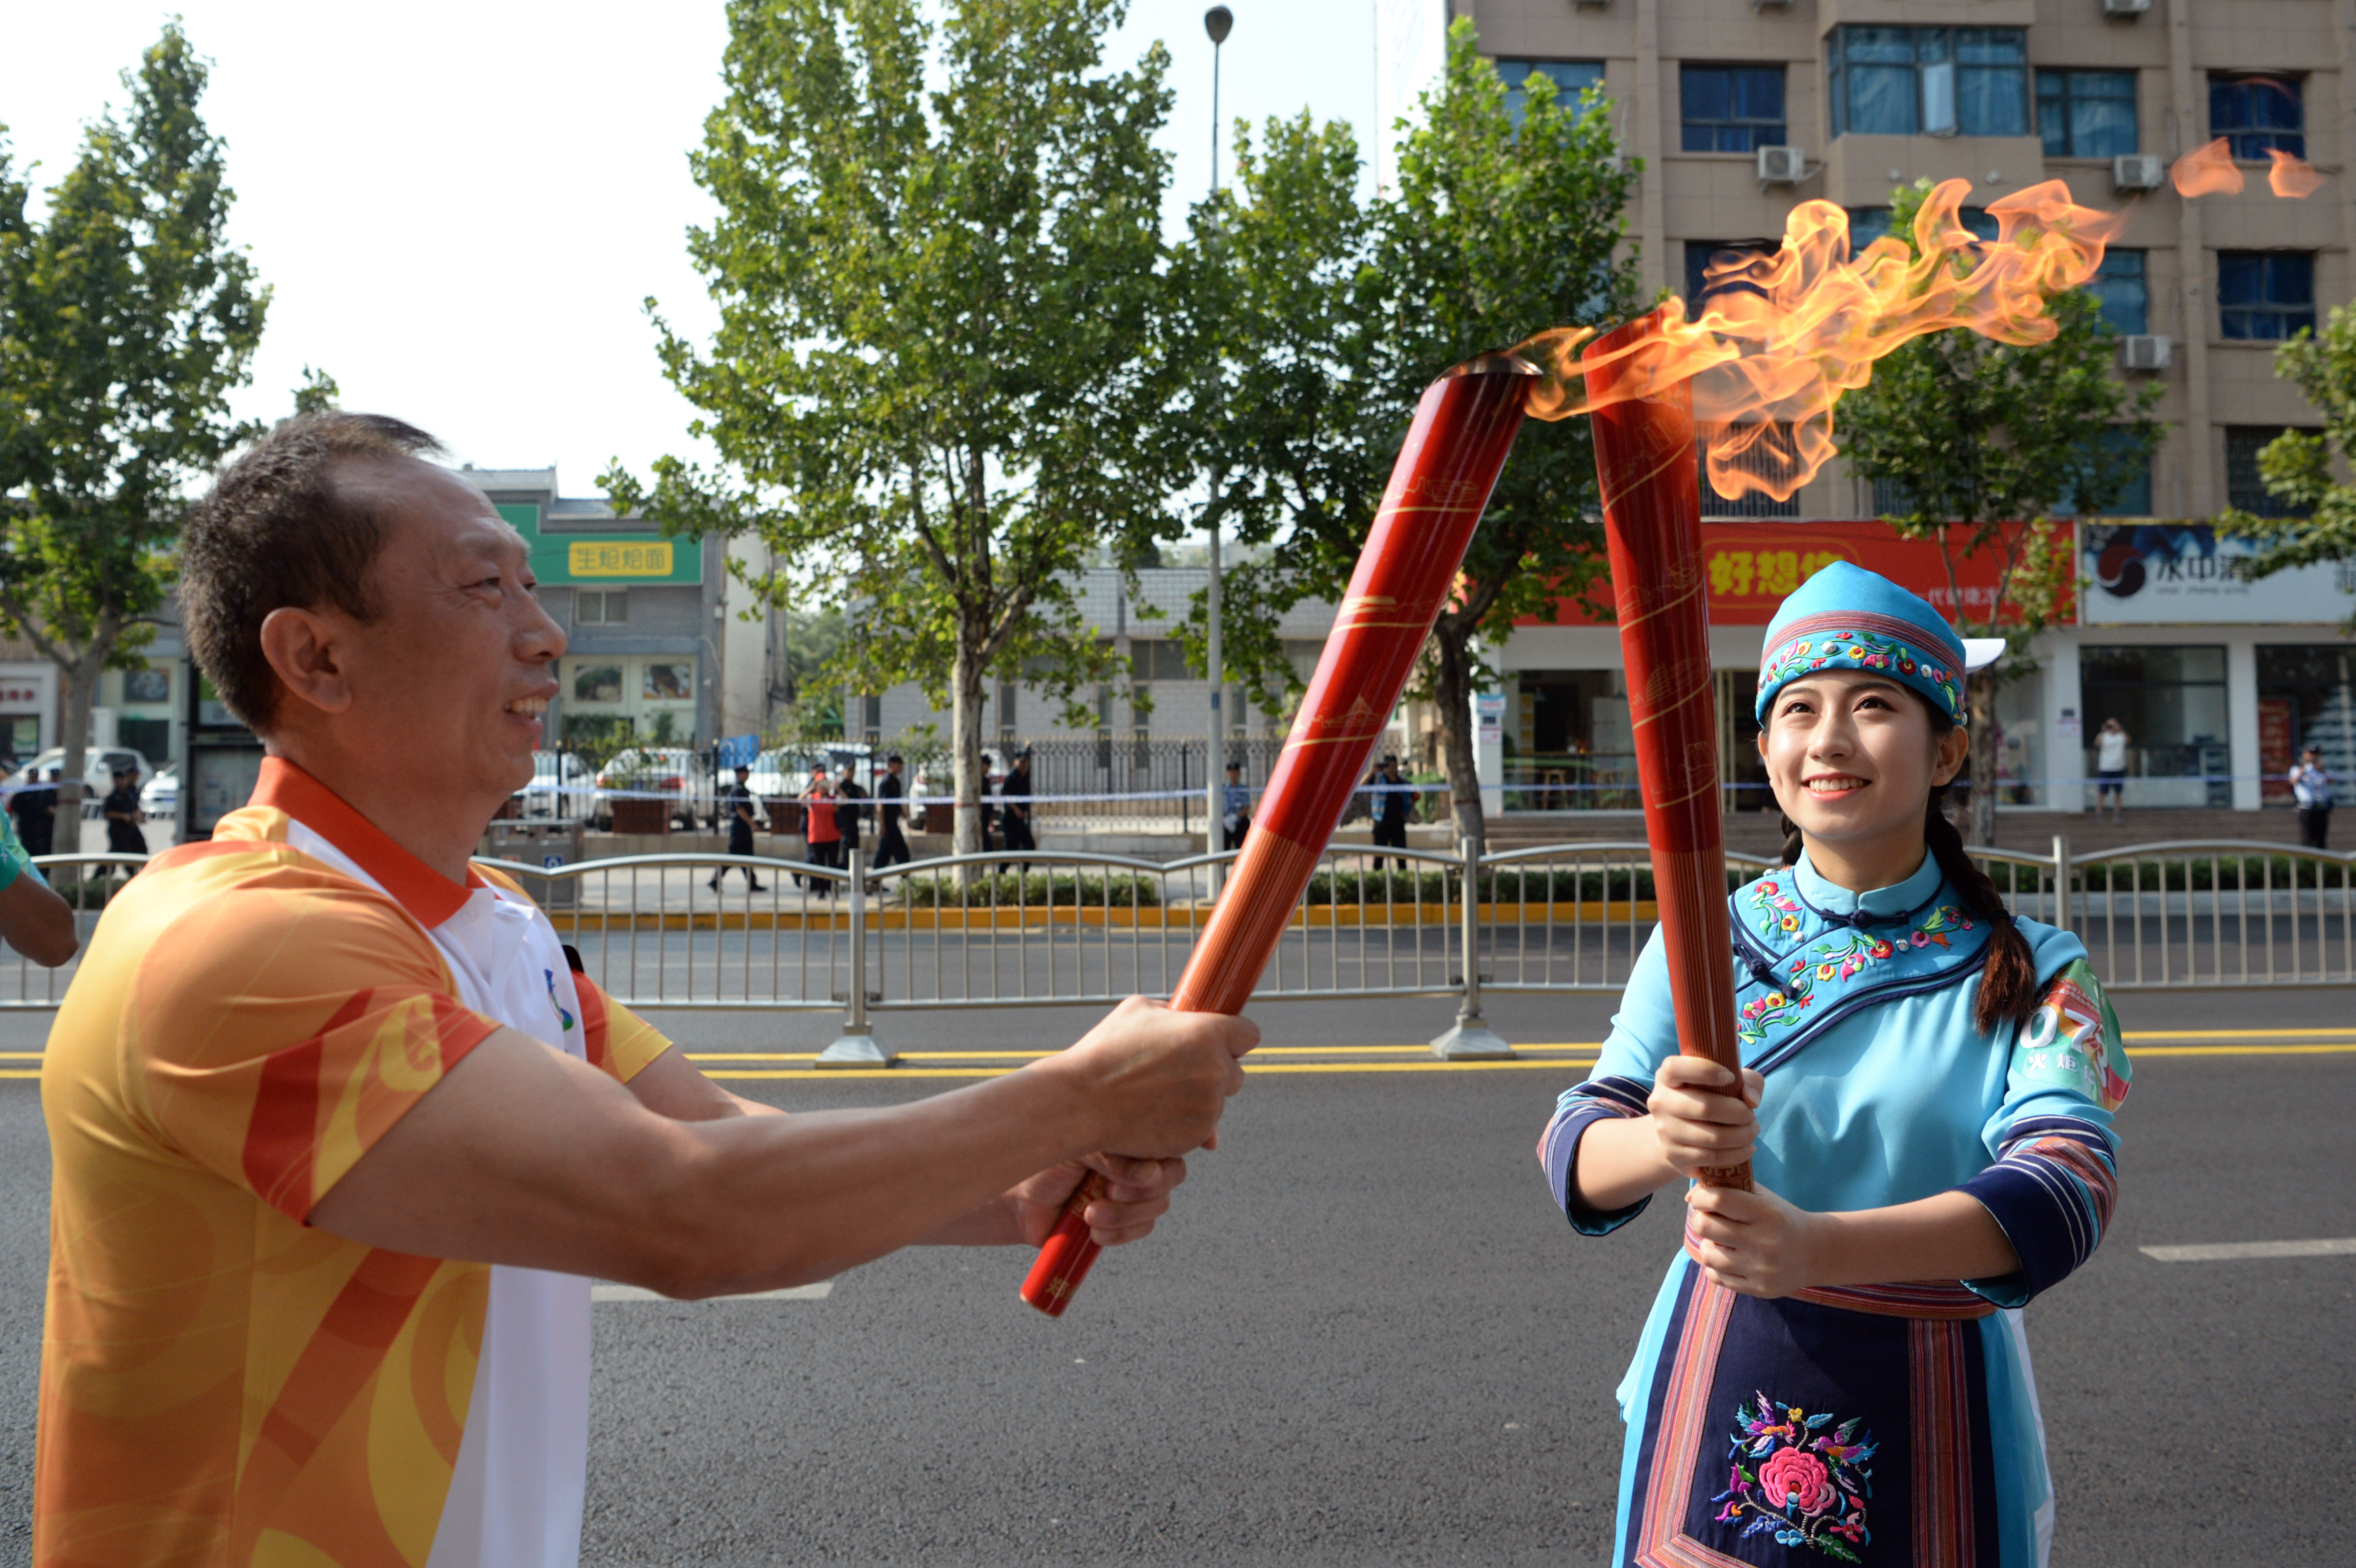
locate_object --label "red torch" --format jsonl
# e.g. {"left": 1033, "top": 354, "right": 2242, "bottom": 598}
{"left": 1020, "top": 354, "right": 1539, "bottom": 1314}
{"left": 1580, "top": 310, "right": 1751, "bottom": 1190}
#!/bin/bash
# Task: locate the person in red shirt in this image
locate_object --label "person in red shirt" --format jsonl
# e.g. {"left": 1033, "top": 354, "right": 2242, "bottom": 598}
{"left": 800, "top": 763, "right": 840, "bottom": 895}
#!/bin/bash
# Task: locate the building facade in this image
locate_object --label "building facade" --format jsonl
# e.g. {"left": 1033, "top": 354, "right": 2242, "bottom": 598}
{"left": 1382, "top": 0, "right": 2356, "bottom": 816}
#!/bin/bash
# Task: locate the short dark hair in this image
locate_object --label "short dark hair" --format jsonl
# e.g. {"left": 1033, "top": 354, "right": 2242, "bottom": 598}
{"left": 180, "top": 412, "right": 447, "bottom": 731}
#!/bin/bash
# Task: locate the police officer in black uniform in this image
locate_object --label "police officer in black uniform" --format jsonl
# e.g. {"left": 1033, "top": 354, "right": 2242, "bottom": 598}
{"left": 1370, "top": 753, "right": 1413, "bottom": 869}
{"left": 102, "top": 766, "right": 147, "bottom": 856}
{"left": 873, "top": 753, "right": 911, "bottom": 868}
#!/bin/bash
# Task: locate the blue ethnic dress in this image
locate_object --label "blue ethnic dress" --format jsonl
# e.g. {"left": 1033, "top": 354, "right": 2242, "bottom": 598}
{"left": 1538, "top": 850, "right": 2131, "bottom": 1568}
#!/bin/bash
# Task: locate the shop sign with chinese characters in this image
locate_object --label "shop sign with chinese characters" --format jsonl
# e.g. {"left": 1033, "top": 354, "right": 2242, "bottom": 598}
{"left": 2081, "top": 522, "right": 2355, "bottom": 625}
{"left": 1519, "top": 521, "right": 2076, "bottom": 628}
{"left": 496, "top": 505, "right": 703, "bottom": 586}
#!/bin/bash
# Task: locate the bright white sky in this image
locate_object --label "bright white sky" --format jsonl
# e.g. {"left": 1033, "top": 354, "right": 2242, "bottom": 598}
{"left": 7, "top": 1, "right": 1380, "bottom": 500}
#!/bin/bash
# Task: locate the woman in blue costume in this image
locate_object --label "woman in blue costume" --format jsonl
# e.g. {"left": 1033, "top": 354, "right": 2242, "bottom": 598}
{"left": 1538, "top": 563, "right": 2130, "bottom": 1568}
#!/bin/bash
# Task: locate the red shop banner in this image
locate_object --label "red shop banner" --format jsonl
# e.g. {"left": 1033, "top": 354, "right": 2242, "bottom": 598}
{"left": 1520, "top": 520, "right": 2078, "bottom": 628}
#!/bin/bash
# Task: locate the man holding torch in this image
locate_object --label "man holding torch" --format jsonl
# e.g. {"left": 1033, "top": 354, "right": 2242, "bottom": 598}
{"left": 34, "top": 413, "right": 1254, "bottom": 1568}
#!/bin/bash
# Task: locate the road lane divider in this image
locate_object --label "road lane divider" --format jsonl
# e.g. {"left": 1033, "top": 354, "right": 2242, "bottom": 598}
{"left": 2139, "top": 1238, "right": 2356, "bottom": 1262}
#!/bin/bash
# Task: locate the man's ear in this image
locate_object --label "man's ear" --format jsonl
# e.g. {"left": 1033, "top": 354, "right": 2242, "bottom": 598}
{"left": 259, "top": 606, "right": 356, "bottom": 718}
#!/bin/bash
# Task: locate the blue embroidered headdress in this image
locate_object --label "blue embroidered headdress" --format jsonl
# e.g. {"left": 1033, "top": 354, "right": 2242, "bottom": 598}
{"left": 1753, "top": 561, "right": 2005, "bottom": 727}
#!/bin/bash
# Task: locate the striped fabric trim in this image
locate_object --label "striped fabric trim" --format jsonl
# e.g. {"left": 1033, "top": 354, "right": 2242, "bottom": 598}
{"left": 1631, "top": 1275, "right": 1744, "bottom": 1568}
{"left": 1538, "top": 1075, "right": 1653, "bottom": 1236}
{"left": 1791, "top": 1280, "right": 1998, "bottom": 1321}
{"left": 1909, "top": 1318, "right": 1978, "bottom": 1566}
{"left": 1958, "top": 1113, "right": 2118, "bottom": 1303}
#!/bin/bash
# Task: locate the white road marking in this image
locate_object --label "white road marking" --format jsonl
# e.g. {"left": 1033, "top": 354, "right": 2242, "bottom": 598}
{"left": 592, "top": 1281, "right": 834, "bottom": 1302}
{"left": 2139, "top": 1238, "right": 2356, "bottom": 1263}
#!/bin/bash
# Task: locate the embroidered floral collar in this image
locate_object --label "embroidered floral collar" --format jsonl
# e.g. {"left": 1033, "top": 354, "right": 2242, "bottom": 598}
{"left": 1731, "top": 852, "right": 1990, "bottom": 1072}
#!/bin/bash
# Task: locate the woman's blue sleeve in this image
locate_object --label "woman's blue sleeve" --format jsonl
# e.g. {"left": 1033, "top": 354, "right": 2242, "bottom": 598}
{"left": 1957, "top": 952, "right": 2132, "bottom": 1307}
{"left": 1536, "top": 925, "right": 1681, "bottom": 1235}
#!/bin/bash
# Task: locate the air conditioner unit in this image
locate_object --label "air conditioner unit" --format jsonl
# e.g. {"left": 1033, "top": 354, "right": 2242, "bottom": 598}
{"left": 2102, "top": 0, "right": 2151, "bottom": 16}
{"left": 2121, "top": 334, "right": 2172, "bottom": 371}
{"left": 1752, "top": 0, "right": 1796, "bottom": 9}
{"left": 2112, "top": 153, "right": 2165, "bottom": 191}
{"left": 1757, "top": 145, "right": 1807, "bottom": 186}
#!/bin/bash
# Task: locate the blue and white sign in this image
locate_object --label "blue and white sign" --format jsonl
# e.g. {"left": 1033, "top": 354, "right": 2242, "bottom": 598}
{"left": 2082, "top": 523, "right": 2355, "bottom": 625}
{"left": 717, "top": 733, "right": 762, "bottom": 769}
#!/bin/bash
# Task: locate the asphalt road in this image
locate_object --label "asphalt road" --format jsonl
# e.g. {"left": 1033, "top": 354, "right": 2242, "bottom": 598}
{"left": 0, "top": 991, "right": 2346, "bottom": 1565}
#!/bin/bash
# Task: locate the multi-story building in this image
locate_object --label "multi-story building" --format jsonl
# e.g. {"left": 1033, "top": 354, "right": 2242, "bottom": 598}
{"left": 1380, "top": 0, "right": 2356, "bottom": 819}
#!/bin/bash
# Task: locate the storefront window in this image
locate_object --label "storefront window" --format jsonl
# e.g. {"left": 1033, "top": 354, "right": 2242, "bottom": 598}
{"left": 1994, "top": 671, "right": 2043, "bottom": 807}
{"left": 2256, "top": 645, "right": 2356, "bottom": 805}
{"left": 1505, "top": 670, "right": 1635, "bottom": 810}
{"left": 2079, "top": 645, "right": 2230, "bottom": 806}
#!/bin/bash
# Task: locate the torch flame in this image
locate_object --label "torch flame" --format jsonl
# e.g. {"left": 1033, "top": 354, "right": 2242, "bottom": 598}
{"left": 2171, "top": 137, "right": 2244, "bottom": 197}
{"left": 2266, "top": 148, "right": 2325, "bottom": 198}
{"left": 1516, "top": 178, "right": 2120, "bottom": 502}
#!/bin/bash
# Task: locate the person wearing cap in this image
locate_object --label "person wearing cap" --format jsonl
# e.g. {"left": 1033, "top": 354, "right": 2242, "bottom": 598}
{"left": 2287, "top": 742, "right": 2333, "bottom": 849}
{"left": 1538, "top": 562, "right": 2129, "bottom": 1566}
{"left": 101, "top": 766, "right": 147, "bottom": 857}
{"left": 873, "top": 753, "right": 911, "bottom": 869}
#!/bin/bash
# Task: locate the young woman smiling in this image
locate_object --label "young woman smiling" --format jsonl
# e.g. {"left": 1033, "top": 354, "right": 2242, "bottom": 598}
{"left": 1538, "top": 563, "right": 2132, "bottom": 1568}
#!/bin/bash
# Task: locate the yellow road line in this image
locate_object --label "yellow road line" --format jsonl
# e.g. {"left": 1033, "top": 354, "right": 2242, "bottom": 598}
{"left": 696, "top": 1058, "right": 1603, "bottom": 1082}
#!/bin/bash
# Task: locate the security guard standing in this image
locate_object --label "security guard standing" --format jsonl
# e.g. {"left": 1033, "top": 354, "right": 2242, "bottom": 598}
{"left": 1370, "top": 753, "right": 1412, "bottom": 868}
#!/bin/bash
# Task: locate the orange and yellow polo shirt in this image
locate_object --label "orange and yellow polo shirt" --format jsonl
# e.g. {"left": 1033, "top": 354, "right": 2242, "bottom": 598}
{"left": 36, "top": 760, "right": 669, "bottom": 1567}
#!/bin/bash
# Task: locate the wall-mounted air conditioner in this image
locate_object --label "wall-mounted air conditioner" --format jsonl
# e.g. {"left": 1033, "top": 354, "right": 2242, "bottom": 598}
{"left": 1757, "top": 145, "right": 1806, "bottom": 186}
{"left": 2121, "top": 334, "right": 2172, "bottom": 371}
{"left": 2102, "top": 0, "right": 2152, "bottom": 16}
{"left": 1752, "top": 0, "right": 1796, "bottom": 10}
{"left": 2113, "top": 154, "right": 2165, "bottom": 191}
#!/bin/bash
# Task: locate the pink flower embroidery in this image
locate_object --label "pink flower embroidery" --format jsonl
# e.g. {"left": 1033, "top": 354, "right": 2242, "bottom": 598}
{"left": 1758, "top": 1447, "right": 1836, "bottom": 1516}
{"left": 1910, "top": 930, "right": 1931, "bottom": 948}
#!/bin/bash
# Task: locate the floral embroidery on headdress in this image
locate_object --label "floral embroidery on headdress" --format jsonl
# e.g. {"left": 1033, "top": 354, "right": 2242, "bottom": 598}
{"left": 1712, "top": 1393, "right": 1877, "bottom": 1561}
{"left": 1757, "top": 628, "right": 1962, "bottom": 724}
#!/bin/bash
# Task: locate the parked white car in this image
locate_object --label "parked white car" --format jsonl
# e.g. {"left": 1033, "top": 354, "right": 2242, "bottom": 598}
{"left": 140, "top": 764, "right": 179, "bottom": 819}
{"left": 515, "top": 751, "right": 592, "bottom": 819}
{"left": 590, "top": 748, "right": 698, "bottom": 829}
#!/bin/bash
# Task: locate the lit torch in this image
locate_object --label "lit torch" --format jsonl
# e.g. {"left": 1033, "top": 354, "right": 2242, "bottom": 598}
{"left": 1021, "top": 355, "right": 1537, "bottom": 1315}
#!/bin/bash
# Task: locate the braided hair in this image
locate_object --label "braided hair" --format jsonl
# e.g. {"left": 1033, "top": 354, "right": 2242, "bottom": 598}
{"left": 1772, "top": 702, "right": 2040, "bottom": 1033}
{"left": 1920, "top": 714, "right": 2042, "bottom": 1035}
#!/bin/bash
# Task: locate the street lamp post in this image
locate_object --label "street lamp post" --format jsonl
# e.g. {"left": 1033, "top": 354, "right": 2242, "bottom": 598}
{"left": 1204, "top": 5, "right": 1231, "bottom": 869}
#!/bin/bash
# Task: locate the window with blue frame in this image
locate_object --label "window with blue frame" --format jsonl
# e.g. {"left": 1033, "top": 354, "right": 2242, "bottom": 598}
{"left": 1847, "top": 205, "right": 1998, "bottom": 251}
{"left": 2056, "top": 428, "right": 2155, "bottom": 516}
{"left": 2036, "top": 69, "right": 2138, "bottom": 157}
{"left": 1685, "top": 240, "right": 1778, "bottom": 307}
{"left": 1829, "top": 26, "right": 2028, "bottom": 138}
{"left": 2219, "top": 252, "right": 2316, "bottom": 339}
{"left": 1493, "top": 59, "right": 1605, "bottom": 125}
{"left": 1682, "top": 65, "right": 1786, "bottom": 152}
{"left": 2209, "top": 75, "right": 2304, "bottom": 159}
{"left": 2087, "top": 251, "right": 2147, "bottom": 335}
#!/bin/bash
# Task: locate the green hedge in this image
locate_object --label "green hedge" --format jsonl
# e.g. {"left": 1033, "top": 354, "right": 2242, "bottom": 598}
{"left": 896, "top": 871, "right": 1163, "bottom": 908}
{"left": 2071, "top": 854, "right": 2356, "bottom": 893}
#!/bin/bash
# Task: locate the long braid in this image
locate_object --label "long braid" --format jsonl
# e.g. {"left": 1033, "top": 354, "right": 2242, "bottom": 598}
{"left": 1778, "top": 812, "right": 1804, "bottom": 867}
{"left": 1922, "top": 783, "right": 2040, "bottom": 1032}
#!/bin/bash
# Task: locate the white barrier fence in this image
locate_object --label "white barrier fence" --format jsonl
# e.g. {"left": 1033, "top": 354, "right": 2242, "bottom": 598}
{"left": 10, "top": 840, "right": 2356, "bottom": 1046}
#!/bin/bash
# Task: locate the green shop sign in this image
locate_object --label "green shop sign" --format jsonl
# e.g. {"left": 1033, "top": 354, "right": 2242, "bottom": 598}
{"left": 497, "top": 504, "right": 703, "bottom": 586}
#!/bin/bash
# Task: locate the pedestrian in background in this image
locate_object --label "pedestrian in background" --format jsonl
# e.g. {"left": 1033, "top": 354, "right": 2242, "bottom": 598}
{"left": 0, "top": 791, "right": 75, "bottom": 966}
{"left": 2289, "top": 744, "right": 2334, "bottom": 849}
{"left": 710, "top": 762, "right": 764, "bottom": 892}
{"left": 873, "top": 754, "right": 911, "bottom": 869}
{"left": 800, "top": 763, "right": 840, "bottom": 894}
{"left": 999, "top": 750, "right": 1036, "bottom": 871}
{"left": 102, "top": 766, "right": 147, "bottom": 857}
{"left": 2093, "top": 717, "right": 2129, "bottom": 823}
{"left": 9, "top": 767, "right": 58, "bottom": 859}
{"left": 1221, "top": 760, "right": 1251, "bottom": 852}
{"left": 1370, "top": 754, "right": 1412, "bottom": 869}
{"left": 835, "top": 761, "right": 869, "bottom": 856}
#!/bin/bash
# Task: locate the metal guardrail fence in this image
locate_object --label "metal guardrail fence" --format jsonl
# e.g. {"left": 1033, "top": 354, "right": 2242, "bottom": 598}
{"left": 11, "top": 839, "right": 2356, "bottom": 1031}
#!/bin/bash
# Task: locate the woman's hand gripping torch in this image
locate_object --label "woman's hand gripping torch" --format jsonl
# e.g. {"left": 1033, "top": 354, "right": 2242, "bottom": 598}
{"left": 1019, "top": 354, "right": 1539, "bottom": 1316}
{"left": 1580, "top": 311, "right": 1751, "bottom": 1191}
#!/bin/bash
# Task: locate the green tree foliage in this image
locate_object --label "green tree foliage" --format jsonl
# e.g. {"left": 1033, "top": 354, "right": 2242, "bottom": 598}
{"left": 605, "top": 0, "right": 1179, "bottom": 854}
{"left": 0, "top": 24, "right": 266, "bottom": 807}
{"left": 291, "top": 365, "right": 339, "bottom": 415}
{"left": 2219, "top": 302, "right": 2356, "bottom": 587}
{"left": 1839, "top": 179, "right": 2161, "bottom": 843}
{"left": 1166, "top": 20, "right": 1638, "bottom": 851}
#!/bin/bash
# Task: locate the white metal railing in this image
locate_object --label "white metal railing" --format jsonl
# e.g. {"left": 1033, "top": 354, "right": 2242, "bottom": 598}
{"left": 9, "top": 839, "right": 2355, "bottom": 1027}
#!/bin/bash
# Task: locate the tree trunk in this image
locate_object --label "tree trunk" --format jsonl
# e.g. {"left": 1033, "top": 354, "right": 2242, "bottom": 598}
{"left": 1967, "top": 675, "right": 2000, "bottom": 846}
{"left": 951, "top": 636, "right": 988, "bottom": 861}
{"left": 1428, "top": 629, "right": 1485, "bottom": 857}
{"left": 56, "top": 630, "right": 118, "bottom": 842}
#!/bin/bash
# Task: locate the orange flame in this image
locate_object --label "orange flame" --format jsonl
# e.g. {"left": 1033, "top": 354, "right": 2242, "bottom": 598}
{"left": 2171, "top": 138, "right": 2244, "bottom": 197}
{"left": 1514, "top": 178, "right": 2120, "bottom": 502}
{"left": 2267, "top": 148, "right": 2325, "bottom": 198}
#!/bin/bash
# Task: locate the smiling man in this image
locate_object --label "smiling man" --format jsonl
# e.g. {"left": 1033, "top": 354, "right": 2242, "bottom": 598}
{"left": 34, "top": 413, "right": 1256, "bottom": 1568}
